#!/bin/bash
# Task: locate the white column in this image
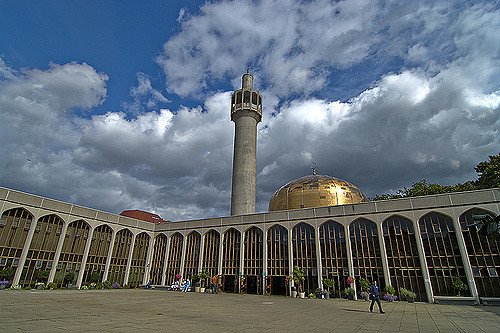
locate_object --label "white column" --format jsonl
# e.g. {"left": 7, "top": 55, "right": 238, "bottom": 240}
{"left": 217, "top": 231, "right": 224, "bottom": 276}
{"left": 376, "top": 222, "right": 391, "bottom": 289}
{"left": 413, "top": 216, "right": 434, "bottom": 303}
{"left": 345, "top": 221, "right": 357, "bottom": 300}
{"left": 48, "top": 221, "right": 69, "bottom": 283}
{"left": 102, "top": 231, "right": 116, "bottom": 282}
{"left": 12, "top": 211, "right": 40, "bottom": 286}
{"left": 315, "top": 225, "right": 323, "bottom": 290}
{"left": 262, "top": 228, "right": 268, "bottom": 295}
{"left": 288, "top": 226, "right": 293, "bottom": 296}
{"left": 77, "top": 227, "right": 95, "bottom": 288}
{"left": 142, "top": 234, "right": 155, "bottom": 285}
{"left": 452, "top": 215, "right": 480, "bottom": 304}
{"left": 238, "top": 229, "right": 245, "bottom": 293}
{"left": 198, "top": 231, "right": 205, "bottom": 272}
{"left": 179, "top": 234, "right": 187, "bottom": 278}
{"left": 161, "top": 235, "right": 170, "bottom": 286}
{"left": 123, "top": 233, "right": 137, "bottom": 286}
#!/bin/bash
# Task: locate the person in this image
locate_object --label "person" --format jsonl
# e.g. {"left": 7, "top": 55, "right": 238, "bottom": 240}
{"left": 211, "top": 274, "right": 218, "bottom": 294}
{"left": 369, "top": 280, "right": 385, "bottom": 314}
{"left": 182, "top": 278, "right": 190, "bottom": 292}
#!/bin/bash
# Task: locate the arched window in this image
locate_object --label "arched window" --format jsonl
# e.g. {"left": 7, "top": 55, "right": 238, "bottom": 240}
{"left": 183, "top": 231, "right": 201, "bottom": 280}
{"left": 128, "top": 232, "right": 150, "bottom": 287}
{"left": 383, "top": 216, "right": 426, "bottom": 301}
{"left": 292, "top": 223, "right": 317, "bottom": 293}
{"left": 150, "top": 233, "right": 167, "bottom": 285}
{"left": 21, "top": 214, "right": 64, "bottom": 287}
{"left": 419, "top": 212, "right": 466, "bottom": 296}
{"left": 108, "top": 228, "right": 133, "bottom": 286}
{"left": 166, "top": 233, "right": 183, "bottom": 285}
{"left": 460, "top": 208, "right": 500, "bottom": 297}
{"left": 0, "top": 208, "right": 33, "bottom": 283}
{"left": 252, "top": 92, "right": 257, "bottom": 105}
{"left": 320, "top": 220, "right": 347, "bottom": 295}
{"left": 267, "top": 225, "right": 289, "bottom": 295}
{"left": 243, "top": 227, "right": 263, "bottom": 294}
{"left": 202, "top": 230, "right": 220, "bottom": 277}
{"left": 222, "top": 228, "right": 240, "bottom": 292}
{"left": 349, "top": 218, "right": 385, "bottom": 292}
{"left": 243, "top": 90, "right": 250, "bottom": 104}
{"left": 84, "top": 224, "right": 113, "bottom": 284}
{"left": 57, "top": 220, "right": 90, "bottom": 287}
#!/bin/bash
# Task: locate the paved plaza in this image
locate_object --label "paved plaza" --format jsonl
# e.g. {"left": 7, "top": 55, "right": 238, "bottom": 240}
{"left": 1, "top": 289, "right": 499, "bottom": 332}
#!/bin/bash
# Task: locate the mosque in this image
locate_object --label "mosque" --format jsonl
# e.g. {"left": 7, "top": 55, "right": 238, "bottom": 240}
{"left": 0, "top": 73, "right": 498, "bottom": 304}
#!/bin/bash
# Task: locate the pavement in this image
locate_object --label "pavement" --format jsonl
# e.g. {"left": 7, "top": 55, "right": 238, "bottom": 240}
{"left": 1, "top": 289, "right": 499, "bottom": 332}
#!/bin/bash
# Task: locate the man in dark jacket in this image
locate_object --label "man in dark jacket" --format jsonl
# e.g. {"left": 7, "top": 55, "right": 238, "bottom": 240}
{"left": 369, "top": 280, "right": 385, "bottom": 314}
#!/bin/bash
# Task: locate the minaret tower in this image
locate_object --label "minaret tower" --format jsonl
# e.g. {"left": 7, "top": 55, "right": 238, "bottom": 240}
{"left": 230, "top": 71, "right": 262, "bottom": 215}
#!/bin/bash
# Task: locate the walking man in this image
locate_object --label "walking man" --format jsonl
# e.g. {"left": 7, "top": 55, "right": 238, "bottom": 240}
{"left": 369, "top": 280, "right": 385, "bottom": 314}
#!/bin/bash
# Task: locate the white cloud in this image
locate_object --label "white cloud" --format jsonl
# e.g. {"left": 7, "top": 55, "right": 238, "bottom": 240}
{"left": 1, "top": 1, "right": 499, "bottom": 221}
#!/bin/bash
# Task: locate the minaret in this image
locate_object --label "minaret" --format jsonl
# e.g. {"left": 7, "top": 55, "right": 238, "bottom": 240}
{"left": 230, "top": 71, "right": 262, "bottom": 215}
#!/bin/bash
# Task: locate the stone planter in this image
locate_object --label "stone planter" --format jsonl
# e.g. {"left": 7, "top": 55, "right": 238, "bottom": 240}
{"left": 299, "top": 292, "right": 306, "bottom": 299}
{"left": 200, "top": 287, "right": 206, "bottom": 293}
{"left": 407, "top": 298, "right": 415, "bottom": 303}
{"left": 291, "top": 290, "right": 297, "bottom": 298}
{"left": 195, "top": 286, "right": 201, "bottom": 293}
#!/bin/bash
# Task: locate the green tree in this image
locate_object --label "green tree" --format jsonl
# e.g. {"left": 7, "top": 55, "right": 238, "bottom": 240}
{"left": 475, "top": 153, "right": 500, "bottom": 189}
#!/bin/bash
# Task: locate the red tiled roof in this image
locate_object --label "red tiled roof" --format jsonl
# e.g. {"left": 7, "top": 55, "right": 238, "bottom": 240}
{"left": 119, "top": 210, "right": 169, "bottom": 224}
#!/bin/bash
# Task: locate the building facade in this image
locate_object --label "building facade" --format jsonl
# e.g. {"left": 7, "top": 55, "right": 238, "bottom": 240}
{"left": 1, "top": 186, "right": 499, "bottom": 303}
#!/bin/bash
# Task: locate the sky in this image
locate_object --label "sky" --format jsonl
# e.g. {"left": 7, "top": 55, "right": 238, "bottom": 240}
{"left": 0, "top": 0, "right": 499, "bottom": 222}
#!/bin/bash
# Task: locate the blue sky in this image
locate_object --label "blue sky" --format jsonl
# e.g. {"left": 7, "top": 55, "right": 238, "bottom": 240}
{"left": 1, "top": 1, "right": 499, "bottom": 221}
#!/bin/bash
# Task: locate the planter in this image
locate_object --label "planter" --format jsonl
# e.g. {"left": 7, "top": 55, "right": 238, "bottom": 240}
{"left": 299, "top": 292, "right": 306, "bottom": 299}
{"left": 348, "top": 295, "right": 354, "bottom": 300}
{"left": 195, "top": 286, "right": 201, "bottom": 293}
{"left": 291, "top": 290, "right": 297, "bottom": 298}
{"left": 407, "top": 298, "right": 415, "bottom": 303}
{"left": 0, "top": 284, "right": 6, "bottom": 290}
{"left": 325, "top": 293, "right": 330, "bottom": 300}
{"left": 200, "top": 287, "right": 206, "bottom": 293}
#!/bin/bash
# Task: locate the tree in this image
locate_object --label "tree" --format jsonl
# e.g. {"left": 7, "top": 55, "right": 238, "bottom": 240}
{"left": 475, "top": 153, "right": 500, "bottom": 189}
{"left": 372, "top": 154, "right": 498, "bottom": 200}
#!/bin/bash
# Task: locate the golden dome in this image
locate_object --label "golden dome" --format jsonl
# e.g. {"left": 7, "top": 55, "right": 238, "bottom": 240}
{"left": 269, "top": 174, "right": 368, "bottom": 212}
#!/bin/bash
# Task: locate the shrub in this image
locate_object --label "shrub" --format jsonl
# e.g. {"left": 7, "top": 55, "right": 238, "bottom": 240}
{"left": 358, "top": 278, "right": 370, "bottom": 292}
{"left": 46, "top": 282, "right": 58, "bottom": 290}
{"left": 452, "top": 277, "right": 468, "bottom": 296}
{"left": 112, "top": 282, "right": 120, "bottom": 289}
{"left": 384, "top": 285, "right": 395, "bottom": 296}
{"left": 81, "top": 285, "right": 89, "bottom": 290}
{"left": 399, "top": 288, "right": 416, "bottom": 300}
{"left": 90, "top": 271, "right": 101, "bottom": 284}
{"left": 323, "top": 278, "right": 335, "bottom": 292}
{"left": 308, "top": 293, "right": 317, "bottom": 299}
{"left": 383, "top": 294, "right": 398, "bottom": 302}
{"left": 102, "top": 280, "right": 112, "bottom": 289}
{"left": 343, "top": 287, "right": 355, "bottom": 296}
{"left": 64, "top": 272, "right": 76, "bottom": 285}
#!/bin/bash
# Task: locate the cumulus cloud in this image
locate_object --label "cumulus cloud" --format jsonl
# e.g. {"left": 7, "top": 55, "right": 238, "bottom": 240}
{"left": 1, "top": 1, "right": 499, "bottom": 221}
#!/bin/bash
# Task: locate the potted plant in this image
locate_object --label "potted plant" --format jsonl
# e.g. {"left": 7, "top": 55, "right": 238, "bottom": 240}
{"left": 64, "top": 271, "right": 76, "bottom": 288}
{"left": 35, "top": 269, "right": 49, "bottom": 289}
{"left": 399, "top": 287, "right": 416, "bottom": 303}
{"left": 358, "top": 278, "right": 370, "bottom": 301}
{"left": 198, "top": 269, "right": 210, "bottom": 293}
{"left": 0, "top": 268, "right": 14, "bottom": 289}
{"left": 192, "top": 274, "right": 201, "bottom": 293}
{"left": 383, "top": 285, "right": 397, "bottom": 302}
{"left": 90, "top": 271, "right": 101, "bottom": 285}
{"left": 343, "top": 287, "right": 355, "bottom": 300}
{"left": 323, "top": 278, "right": 335, "bottom": 299}
{"left": 452, "top": 277, "right": 468, "bottom": 296}
{"left": 292, "top": 266, "right": 305, "bottom": 298}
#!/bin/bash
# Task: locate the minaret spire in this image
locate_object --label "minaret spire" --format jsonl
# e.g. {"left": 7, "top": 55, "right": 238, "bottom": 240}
{"left": 230, "top": 72, "right": 262, "bottom": 215}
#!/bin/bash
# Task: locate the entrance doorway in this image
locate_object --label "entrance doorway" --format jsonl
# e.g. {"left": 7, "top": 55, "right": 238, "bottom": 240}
{"left": 223, "top": 275, "right": 236, "bottom": 293}
{"left": 246, "top": 275, "right": 258, "bottom": 294}
{"left": 270, "top": 276, "right": 287, "bottom": 295}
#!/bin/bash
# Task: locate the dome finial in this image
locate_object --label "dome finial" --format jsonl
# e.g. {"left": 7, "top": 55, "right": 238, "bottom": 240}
{"left": 310, "top": 162, "right": 317, "bottom": 175}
